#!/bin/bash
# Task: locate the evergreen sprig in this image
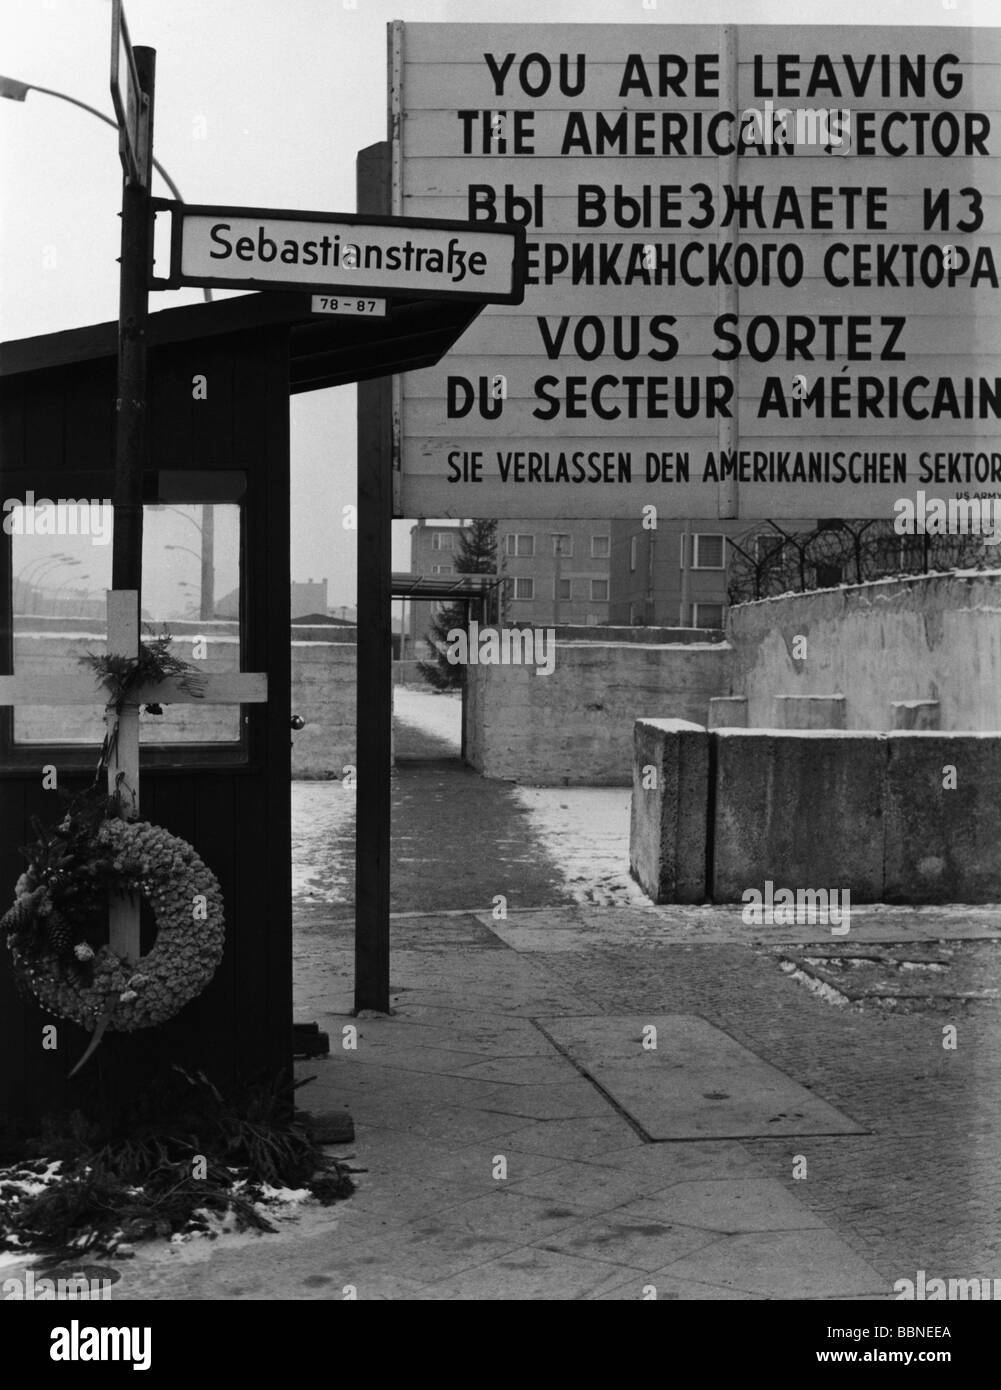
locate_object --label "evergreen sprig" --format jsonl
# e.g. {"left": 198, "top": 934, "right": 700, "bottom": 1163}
{"left": 81, "top": 629, "right": 205, "bottom": 710}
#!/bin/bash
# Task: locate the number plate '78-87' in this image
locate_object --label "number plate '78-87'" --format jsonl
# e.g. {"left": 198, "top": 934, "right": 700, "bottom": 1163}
{"left": 310, "top": 295, "right": 387, "bottom": 317}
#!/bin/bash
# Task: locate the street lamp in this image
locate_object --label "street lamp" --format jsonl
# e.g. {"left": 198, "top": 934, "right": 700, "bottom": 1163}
{"left": 0, "top": 72, "right": 212, "bottom": 302}
{"left": 157, "top": 504, "right": 215, "bottom": 621}
{"left": 32, "top": 558, "right": 82, "bottom": 613}
{"left": 15, "top": 552, "right": 74, "bottom": 585}
{"left": 53, "top": 571, "right": 91, "bottom": 608}
{"left": 165, "top": 539, "right": 215, "bottom": 621}
{"left": 19, "top": 556, "right": 73, "bottom": 598}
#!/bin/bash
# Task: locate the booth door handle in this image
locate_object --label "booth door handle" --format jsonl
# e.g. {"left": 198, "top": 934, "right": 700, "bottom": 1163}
{"left": 290, "top": 714, "right": 306, "bottom": 731}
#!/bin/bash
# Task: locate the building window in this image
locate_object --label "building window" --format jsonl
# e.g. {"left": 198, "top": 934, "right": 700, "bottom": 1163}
{"left": 553, "top": 577, "right": 572, "bottom": 600}
{"left": 513, "top": 577, "right": 534, "bottom": 600}
{"left": 551, "top": 533, "right": 572, "bottom": 556}
{"left": 693, "top": 534, "right": 725, "bottom": 569}
{"left": 505, "top": 533, "right": 535, "bottom": 557}
{"left": 629, "top": 536, "right": 638, "bottom": 572}
{"left": 591, "top": 535, "right": 610, "bottom": 558}
{"left": 590, "top": 579, "right": 609, "bottom": 602}
{"left": 431, "top": 531, "right": 454, "bottom": 550}
{"left": 693, "top": 602, "right": 724, "bottom": 628}
{"left": 430, "top": 564, "right": 453, "bottom": 575}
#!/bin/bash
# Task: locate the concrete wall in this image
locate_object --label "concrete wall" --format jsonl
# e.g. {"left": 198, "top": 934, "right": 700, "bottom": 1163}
{"left": 393, "top": 660, "right": 425, "bottom": 686}
{"left": 630, "top": 721, "right": 1001, "bottom": 904}
{"left": 467, "top": 639, "right": 732, "bottom": 785}
{"left": 728, "top": 571, "right": 1001, "bottom": 732}
{"left": 290, "top": 639, "right": 355, "bottom": 778}
{"left": 630, "top": 719, "right": 709, "bottom": 902}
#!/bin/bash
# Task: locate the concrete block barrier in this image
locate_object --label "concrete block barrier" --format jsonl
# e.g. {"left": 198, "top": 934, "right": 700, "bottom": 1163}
{"left": 631, "top": 722, "right": 1001, "bottom": 905}
{"left": 712, "top": 732, "right": 885, "bottom": 902}
{"left": 882, "top": 734, "right": 1001, "bottom": 903}
{"left": 630, "top": 719, "right": 710, "bottom": 904}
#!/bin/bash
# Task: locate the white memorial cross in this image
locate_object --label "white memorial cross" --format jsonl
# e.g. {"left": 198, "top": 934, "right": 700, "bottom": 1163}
{"left": 0, "top": 589, "right": 267, "bottom": 963}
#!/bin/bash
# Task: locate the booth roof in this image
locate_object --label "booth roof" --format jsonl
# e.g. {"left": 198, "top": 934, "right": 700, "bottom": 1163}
{"left": 0, "top": 290, "right": 483, "bottom": 393}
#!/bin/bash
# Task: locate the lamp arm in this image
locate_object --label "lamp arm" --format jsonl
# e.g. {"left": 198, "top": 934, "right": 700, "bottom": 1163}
{"left": 24, "top": 83, "right": 185, "bottom": 202}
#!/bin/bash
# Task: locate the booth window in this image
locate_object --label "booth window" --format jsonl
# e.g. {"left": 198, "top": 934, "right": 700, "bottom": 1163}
{"left": 8, "top": 500, "right": 242, "bottom": 746}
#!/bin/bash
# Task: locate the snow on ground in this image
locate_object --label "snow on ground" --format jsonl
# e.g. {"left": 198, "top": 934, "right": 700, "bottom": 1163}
{"left": 291, "top": 782, "right": 355, "bottom": 903}
{"left": 392, "top": 686, "right": 462, "bottom": 750}
{"left": 511, "top": 786, "right": 648, "bottom": 908}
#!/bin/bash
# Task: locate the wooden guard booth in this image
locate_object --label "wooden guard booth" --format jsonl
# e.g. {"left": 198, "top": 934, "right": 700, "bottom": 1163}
{"left": 0, "top": 289, "right": 484, "bottom": 1123}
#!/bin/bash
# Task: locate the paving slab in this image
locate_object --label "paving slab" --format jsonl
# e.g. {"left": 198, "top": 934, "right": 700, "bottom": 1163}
{"left": 585, "top": 1140, "right": 768, "bottom": 1183}
{"left": 421, "top": 1245, "right": 644, "bottom": 1301}
{"left": 359, "top": 1192, "right": 592, "bottom": 1285}
{"left": 536, "top": 1015, "right": 865, "bottom": 1139}
{"left": 533, "top": 1212, "right": 722, "bottom": 1272}
{"left": 623, "top": 1178, "right": 830, "bottom": 1232}
{"left": 591, "top": 1274, "right": 766, "bottom": 1300}
{"left": 652, "top": 1228, "right": 890, "bottom": 1299}
{"left": 505, "top": 1158, "right": 684, "bottom": 1214}
{"left": 479, "top": 1115, "right": 643, "bottom": 1161}
{"left": 355, "top": 1106, "right": 535, "bottom": 1145}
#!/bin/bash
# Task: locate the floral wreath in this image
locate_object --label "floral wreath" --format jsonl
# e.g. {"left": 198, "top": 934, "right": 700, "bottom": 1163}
{"left": 3, "top": 633, "right": 221, "bottom": 1047}
{"left": 3, "top": 806, "right": 225, "bottom": 1035}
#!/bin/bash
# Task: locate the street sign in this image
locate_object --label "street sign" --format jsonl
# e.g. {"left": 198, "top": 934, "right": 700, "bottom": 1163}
{"left": 149, "top": 200, "right": 527, "bottom": 304}
{"left": 109, "top": 0, "right": 149, "bottom": 188}
{"left": 390, "top": 22, "right": 1001, "bottom": 520}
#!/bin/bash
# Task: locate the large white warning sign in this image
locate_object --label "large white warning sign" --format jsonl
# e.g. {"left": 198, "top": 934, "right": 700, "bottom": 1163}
{"left": 389, "top": 22, "right": 1001, "bottom": 520}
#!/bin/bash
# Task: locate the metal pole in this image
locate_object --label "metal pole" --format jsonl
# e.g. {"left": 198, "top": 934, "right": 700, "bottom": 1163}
{"left": 200, "top": 502, "right": 215, "bottom": 620}
{"left": 680, "top": 520, "right": 693, "bottom": 626}
{"left": 552, "top": 534, "right": 562, "bottom": 627}
{"left": 355, "top": 374, "right": 392, "bottom": 1013}
{"left": 111, "top": 46, "right": 155, "bottom": 595}
{"left": 717, "top": 24, "right": 739, "bottom": 522}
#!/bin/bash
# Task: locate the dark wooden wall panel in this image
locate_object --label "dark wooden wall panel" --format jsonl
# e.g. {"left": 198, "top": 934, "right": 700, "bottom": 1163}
{"left": 259, "top": 332, "right": 292, "bottom": 1084}
{"left": 0, "top": 327, "right": 293, "bottom": 1124}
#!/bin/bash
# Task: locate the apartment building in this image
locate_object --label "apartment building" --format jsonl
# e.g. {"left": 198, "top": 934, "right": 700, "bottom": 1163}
{"left": 608, "top": 520, "right": 735, "bottom": 628}
{"left": 497, "top": 519, "right": 612, "bottom": 627}
{"left": 406, "top": 518, "right": 613, "bottom": 647}
{"left": 609, "top": 517, "right": 847, "bottom": 627}
{"left": 406, "top": 519, "right": 468, "bottom": 656}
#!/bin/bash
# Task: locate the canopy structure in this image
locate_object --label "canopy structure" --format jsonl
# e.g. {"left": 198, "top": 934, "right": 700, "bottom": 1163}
{"left": 391, "top": 572, "right": 506, "bottom": 601}
{"left": 0, "top": 288, "right": 486, "bottom": 393}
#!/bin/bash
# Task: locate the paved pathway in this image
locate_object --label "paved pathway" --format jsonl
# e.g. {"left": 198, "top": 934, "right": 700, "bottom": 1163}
{"left": 393, "top": 686, "right": 461, "bottom": 760}
{"left": 70, "top": 753, "right": 998, "bottom": 1299}
{"left": 109, "top": 898, "right": 1000, "bottom": 1300}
